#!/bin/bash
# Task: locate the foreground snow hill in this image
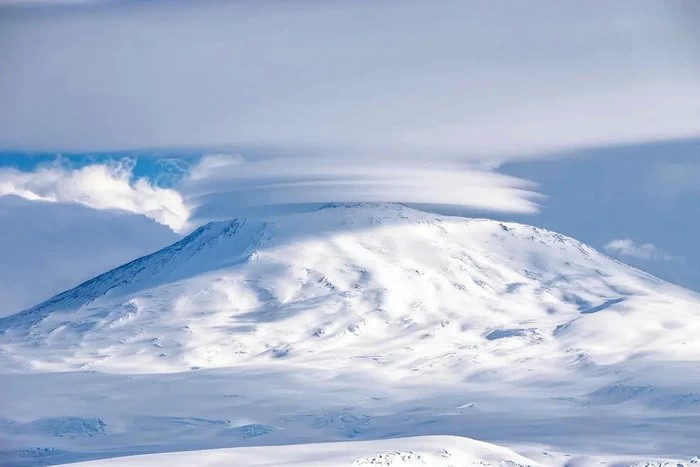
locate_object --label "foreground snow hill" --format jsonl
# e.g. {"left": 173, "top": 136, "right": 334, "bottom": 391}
{"left": 54, "top": 435, "right": 700, "bottom": 467}
{"left": 1, "top": 203, "right": 699, "bottom": 465}
{"left": 60, "top": 435, "right": 539, "bottom": 467}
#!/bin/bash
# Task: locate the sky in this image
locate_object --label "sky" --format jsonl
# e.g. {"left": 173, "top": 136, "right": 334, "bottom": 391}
{"left": 0, "top": 0, "right": 699, "bottom": 315}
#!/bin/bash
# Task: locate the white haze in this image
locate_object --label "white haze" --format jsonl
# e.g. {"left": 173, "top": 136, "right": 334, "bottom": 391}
{"left": 0, "top": 0, "right": 698, "bottom": 157}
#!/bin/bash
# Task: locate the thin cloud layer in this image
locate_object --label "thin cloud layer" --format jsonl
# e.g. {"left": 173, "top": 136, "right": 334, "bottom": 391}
{"left": 1, "top": 0, "right": 698, "bottom": 156}
{"left": 0, "top": 160, "right": 189, "bottom": 231}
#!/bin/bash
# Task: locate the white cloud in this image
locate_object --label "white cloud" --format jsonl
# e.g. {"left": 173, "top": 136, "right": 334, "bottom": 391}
{"left": 179, "top": 154, "right": 542, "bottom": 223}
{"left": 0, "top": 160, "right": 190, "bottom": 231}
{"left": 604, "top": 239, "right": 678, "bottom": 261}
{"left": 0, "top": 1, "right": 698, "bottom": 157}
{"left": 0, "top": 154, "right": 541, "bottom": 232}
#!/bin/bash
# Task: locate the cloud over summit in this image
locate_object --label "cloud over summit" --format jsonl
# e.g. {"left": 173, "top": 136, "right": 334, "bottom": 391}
{"left": 180, "top": 154, "right": 541, "bottom": 223}
{"left": 0, "top": 154, "right": 541, "bottom": 232}
{"left": 1, "top": 0, "right": 699, "bottom": 248}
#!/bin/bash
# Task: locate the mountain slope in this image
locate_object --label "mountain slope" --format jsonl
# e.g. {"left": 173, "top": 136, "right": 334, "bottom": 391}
{"left": 1, "top": 203, "right": 699, "bottom": 464}
{"left": 1, "top": 202, "right": 697, "bottom": 374}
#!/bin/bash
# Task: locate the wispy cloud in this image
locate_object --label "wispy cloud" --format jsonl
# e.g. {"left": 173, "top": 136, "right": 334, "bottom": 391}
{"left": 604, "top": 239, "right": 679, "bottom": 261}
{"left": 0, "top": 160, "right": 189, "bottom": 231}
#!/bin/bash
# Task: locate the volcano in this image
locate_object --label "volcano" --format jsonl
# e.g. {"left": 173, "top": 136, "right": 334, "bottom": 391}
{"left": 1, "top": 203, "right": 699, "bottom": 465}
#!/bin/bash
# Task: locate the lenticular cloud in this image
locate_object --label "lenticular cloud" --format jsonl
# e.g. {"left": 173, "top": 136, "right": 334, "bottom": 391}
{"left": 0, "top": 155, "right": 540, "bottom": 233}
{"left": 179, "top": 154, "right": 542, "bottom": 222}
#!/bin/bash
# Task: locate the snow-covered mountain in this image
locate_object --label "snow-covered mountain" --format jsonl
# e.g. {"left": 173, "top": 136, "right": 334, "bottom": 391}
{"left": 1, "top": 203, "right": 699, "bottom": 465}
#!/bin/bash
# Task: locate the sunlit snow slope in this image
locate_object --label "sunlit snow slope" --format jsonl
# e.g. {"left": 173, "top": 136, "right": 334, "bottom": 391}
{"left": 61, "top": 435, "right": 540, "bottom": 467}
{"left": 1, "top": 203, "right": 699, "bottom": 465}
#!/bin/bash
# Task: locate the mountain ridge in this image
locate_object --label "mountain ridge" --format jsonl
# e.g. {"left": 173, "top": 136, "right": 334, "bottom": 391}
{"left": 1, "top": 202, "right": 697, "bottom": 374}
{"left": 2, "top": 201, "right": 681, "bottom": 329}
{"left": 2, "top": 202, "right": 700, "bottom": 463}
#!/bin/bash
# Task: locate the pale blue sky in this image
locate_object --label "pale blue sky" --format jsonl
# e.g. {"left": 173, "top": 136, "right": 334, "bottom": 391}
{"left": 497, "top": 138, "right": 700, "bottom": 291}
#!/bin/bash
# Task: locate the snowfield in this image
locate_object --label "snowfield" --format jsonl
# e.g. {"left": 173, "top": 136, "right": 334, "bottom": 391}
{"left": 57, "top": 435, "right": 541, "bottom": 467}
{"left": 1, "top": 203, "right": 699, "bottom": 466}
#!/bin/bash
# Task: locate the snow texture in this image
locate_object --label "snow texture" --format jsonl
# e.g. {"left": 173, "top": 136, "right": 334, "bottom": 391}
{"left": 1, "top": 203, "right": 699, "bottom": 466}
